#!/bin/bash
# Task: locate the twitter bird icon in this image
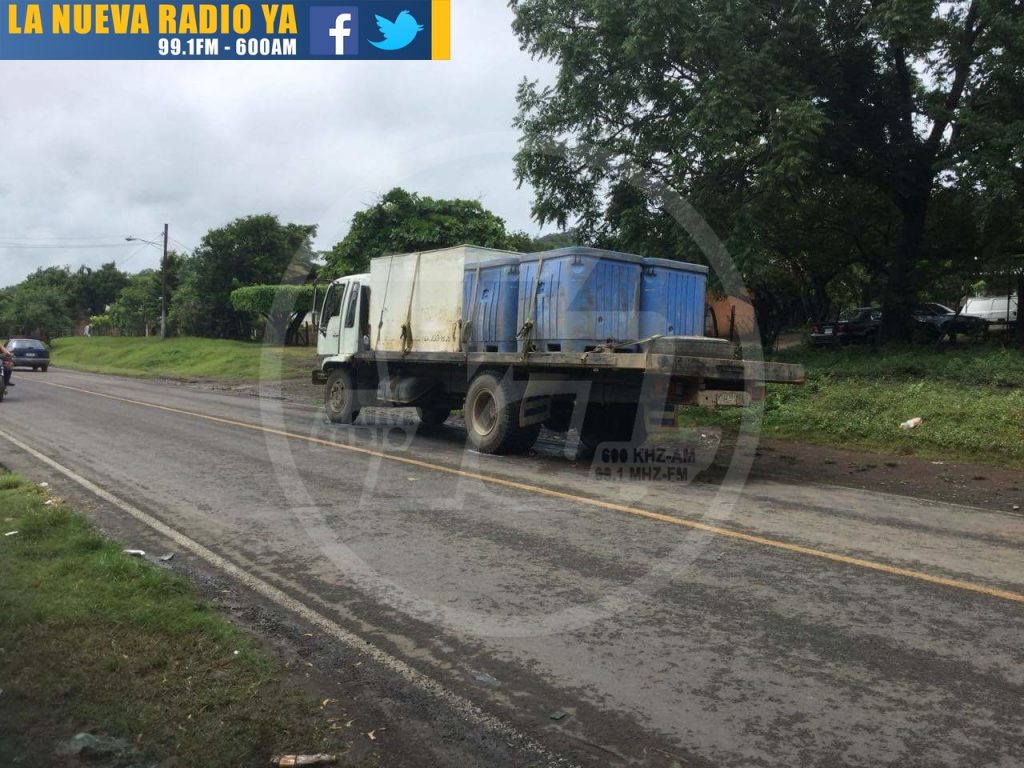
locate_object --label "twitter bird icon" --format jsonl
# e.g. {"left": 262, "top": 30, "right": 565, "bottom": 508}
{"left": 369, "top": 10, "right": 424, "bottom": 51}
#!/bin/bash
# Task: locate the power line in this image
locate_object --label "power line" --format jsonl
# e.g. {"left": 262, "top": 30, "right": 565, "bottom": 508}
{"left": 0, "top": 234, "right": 128, "bottom": 242}
{"left": 0, "top": 242, "right": 137, "bottom": 249}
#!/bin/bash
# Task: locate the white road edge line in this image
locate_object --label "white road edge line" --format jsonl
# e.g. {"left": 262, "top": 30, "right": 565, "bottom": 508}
{"left": 0, "top": 427, "right": 573, "bottom": 768}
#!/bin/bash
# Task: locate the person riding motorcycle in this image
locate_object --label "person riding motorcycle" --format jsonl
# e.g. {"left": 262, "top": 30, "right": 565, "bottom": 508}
{"left": 1, "top": 343, "right": 13, "bottom": 388}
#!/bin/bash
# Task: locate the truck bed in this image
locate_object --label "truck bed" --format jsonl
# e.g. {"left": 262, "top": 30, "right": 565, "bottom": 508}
{"left": 352, "top": 349, "right": 805, "bottom": 385}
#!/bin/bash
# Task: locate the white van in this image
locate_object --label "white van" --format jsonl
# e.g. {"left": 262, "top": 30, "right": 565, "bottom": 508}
{"left": 962, "top": 295, "right": 1018, "bottom": 328}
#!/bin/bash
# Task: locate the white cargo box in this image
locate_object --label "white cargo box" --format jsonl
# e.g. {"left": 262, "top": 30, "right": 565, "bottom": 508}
{"left": 369, "top": 245, "right": 521, "bottom": 353}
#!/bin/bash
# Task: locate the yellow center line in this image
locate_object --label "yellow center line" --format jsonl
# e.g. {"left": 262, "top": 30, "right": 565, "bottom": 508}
{"left": 36, "top": 378, "right": 1024, "bottom": 605}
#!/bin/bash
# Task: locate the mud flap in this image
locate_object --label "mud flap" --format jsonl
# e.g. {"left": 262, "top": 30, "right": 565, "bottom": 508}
{"left": 519, "top": 375, "right": 581, "bottom": 427}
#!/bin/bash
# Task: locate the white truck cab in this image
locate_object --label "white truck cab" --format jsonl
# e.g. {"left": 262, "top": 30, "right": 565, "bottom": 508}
{"left": 317, "top": 274, "right": 370, "bottom": 364}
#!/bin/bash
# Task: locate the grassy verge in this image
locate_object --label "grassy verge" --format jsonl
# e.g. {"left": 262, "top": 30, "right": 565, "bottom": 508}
{"left": 0, "top": 472, "right": 352, "bottom": 766}
{"left": 49, "top": 336, "right": 315, "bottom": 382}
{"left": 682, "top": 344, "right": 1024, "bottom": 468}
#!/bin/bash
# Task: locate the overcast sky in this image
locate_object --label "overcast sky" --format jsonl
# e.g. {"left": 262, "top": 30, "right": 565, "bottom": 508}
{"left": 0, "top": 5, "right": 557, "bottom": 288}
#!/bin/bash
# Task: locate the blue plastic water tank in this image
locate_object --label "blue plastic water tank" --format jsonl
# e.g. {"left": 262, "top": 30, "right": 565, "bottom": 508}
{"left": 639, "top": 258, "right": 709, "bottom": 339}
{"left": 518, "top": 248, "right": 644, "bottom": 353}
{"left": 463, "top": 256, "right": 521, "bottom": 353}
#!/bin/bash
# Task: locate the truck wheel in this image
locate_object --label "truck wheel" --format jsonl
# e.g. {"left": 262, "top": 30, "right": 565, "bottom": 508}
{"left": 326, "top": 368, "right": 360, "bottom": 425}
{"left": 417, "top": 406, "right": 451, "bottom": 428}
{"left": 41, "top": 365, "right": 48, "bottom": 373}
{"left": 464, "top": 371, "right": 539, "bottom": 454}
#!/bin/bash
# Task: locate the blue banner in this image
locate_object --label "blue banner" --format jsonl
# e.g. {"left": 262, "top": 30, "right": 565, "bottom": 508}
{"left": 0, "top": 1, "right": 451, "bottom": 60}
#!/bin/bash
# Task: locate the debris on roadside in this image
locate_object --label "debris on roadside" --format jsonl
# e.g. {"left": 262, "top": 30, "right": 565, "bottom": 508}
{"left": 56, "top": 732, "right": 134, "bottom": 760}
{"left": 5, "top": 530, "right": 18, "bottom": 537}
{"left": 472, "top": 670, "right": 499, "bottom": 686}
{"left": 158, "top": 553, "right": 175, "bottom": 562}
{"left": 38, "top": 482, "right": 49, "bottom": 488}
{"left": 900, "top": 418, "right": 923, "bottom": 430}
{"left": 550, "top": 709, "right": 569, "bottom": 721}
{"left": 123, "top": 549, "right": 146, "bottom": 557}
{"left": 270, "top": 755, "right": 339, "bottom": 767}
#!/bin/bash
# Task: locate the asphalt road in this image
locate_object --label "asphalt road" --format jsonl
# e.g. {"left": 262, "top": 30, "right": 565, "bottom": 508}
{"left": 2, "top": 369, "right": 1023, "bottom": 768}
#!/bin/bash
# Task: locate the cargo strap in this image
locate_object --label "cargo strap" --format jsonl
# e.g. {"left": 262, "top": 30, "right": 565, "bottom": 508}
{"left": 400, "top": 253, "right": 422, "bottom": 355}
{"left": 517, "top": 256, "right": 546, "bottom": 358}
{"left": 461, "top": 260, "right": 484, "bottom": 352}
{"left": 375, "top": 255, "right": 396, "bottom": 352}
{"left": 592, "top": 334, "right": 664, "bottom": 354}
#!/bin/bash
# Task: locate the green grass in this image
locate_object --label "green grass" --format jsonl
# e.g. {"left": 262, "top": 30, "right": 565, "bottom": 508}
{"left": 0, "top": 473, "right": 354, "bottom": 766}
{"left": 773, "top": 343, "right": 1024, "bottom": 388}
{"left": 682, "top": 344, "right": 1024, "bottom": 468}
{"left": 48, "top": 336, "right": 315, "bottom": 382}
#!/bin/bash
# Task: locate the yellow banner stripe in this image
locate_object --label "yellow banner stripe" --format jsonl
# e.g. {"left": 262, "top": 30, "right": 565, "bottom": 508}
{"left": 431, "top": 0, "right": 450, "bottom": 60}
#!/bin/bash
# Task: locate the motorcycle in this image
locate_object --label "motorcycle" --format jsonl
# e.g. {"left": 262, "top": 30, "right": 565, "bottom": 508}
{"left": 0, "top": 350, "right": 11, "bottom": 402}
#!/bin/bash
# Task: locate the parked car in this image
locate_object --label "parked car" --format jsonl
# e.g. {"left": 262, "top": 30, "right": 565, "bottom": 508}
{"left": 810, "top": 307, "right": 881, "bottom": 346}
{"left": 912, "top": 303, "right": 988, "bottom": 338}
{"left": 962, "top": 295, "right": 1018, "bottom": 330}
{"left": 6, "top": 338, "right": 50, "bottom": 371}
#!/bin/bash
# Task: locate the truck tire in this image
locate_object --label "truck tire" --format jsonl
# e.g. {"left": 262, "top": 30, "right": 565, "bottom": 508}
{"left": 417, "top": 406, "right": 451, "bottom": 428}
{"left": 650, "top": 337, "right": 734, "bottom": 360}
{"left": 325, "top": 368, "right": 360, "bottom": 425}
{"left": 464, "top": 371, "right": 540, "bottom": 455}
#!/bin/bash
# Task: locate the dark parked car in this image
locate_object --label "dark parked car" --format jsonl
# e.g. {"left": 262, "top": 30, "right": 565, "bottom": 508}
{"left": 6, "top": 338, "right": 50, "bottom": 371}
{"left": 912, "top": 303, "right": 988, "bottom": 338}
{"left": 810, "top": 307, "right": 882, "bottom": 346}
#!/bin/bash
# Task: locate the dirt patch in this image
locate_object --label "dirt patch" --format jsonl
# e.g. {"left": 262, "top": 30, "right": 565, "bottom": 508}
{"left": 711, "top": 437, "right": 1023, "bottom": 513}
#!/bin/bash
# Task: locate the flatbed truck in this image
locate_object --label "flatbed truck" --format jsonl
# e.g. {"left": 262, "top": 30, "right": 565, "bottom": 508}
{"left": 312, "top": 248, "right": 804, "bottom": 455}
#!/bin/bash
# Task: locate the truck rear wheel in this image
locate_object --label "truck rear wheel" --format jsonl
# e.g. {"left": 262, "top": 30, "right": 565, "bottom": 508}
{"left": 325, "top": 368, "right": 360, "bottom": 425}
{"left": 417, "top": 405, "right": 451, "bottom": 428}
{"left": 465, "top": 371, "right": 540, "bottom": 455}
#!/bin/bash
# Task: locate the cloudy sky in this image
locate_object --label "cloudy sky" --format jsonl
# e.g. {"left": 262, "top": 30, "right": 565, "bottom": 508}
{"left": 0, "top": 4, "right": 557, "bottom": 287}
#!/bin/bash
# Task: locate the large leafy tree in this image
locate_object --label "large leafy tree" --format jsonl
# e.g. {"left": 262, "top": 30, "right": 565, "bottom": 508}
{"left": 104, "top": 271, "right": 162, "bottom": 337}
{"left": 68, "top": 262, "right": 129, "bottom": 320}
{"left": 0, "top": 281, "right": 72, "bottom": 341}
{"left": 173, "top": 215, "right": 316, "bottom": 339}
{"left": 229, "top": 285, "right": 314, "bottom": 345}
{"left": 511, "top": 0, "right": 1024, "bottom": 340}
{"left": 326, "top": 188, "right": 517, "bottom": 276}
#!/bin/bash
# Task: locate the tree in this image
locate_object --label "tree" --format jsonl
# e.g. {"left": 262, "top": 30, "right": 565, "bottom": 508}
{"left": 175, "top": 215, "right": 317, "bottom": 339}
{"left": 229, "top": 285, "right": 314, "bottom": 345}
{"left": 511, "top": 0, "right": 1024, "bottom": 341}
{"left": 68, "top": 262, "right": 129, "bottom": 320}
{"left": 325, "top": 188, "right": 518, "bottom": 276}
{"left": 106, "top": 271, "right": 162, "bottom": 337}
{"left": 0, "top": 282, "right": 72, "bottom": 341}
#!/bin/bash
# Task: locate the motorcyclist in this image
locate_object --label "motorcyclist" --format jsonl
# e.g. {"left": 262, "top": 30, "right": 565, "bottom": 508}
{"left": 0, "top": 342, "right": 12, "bottom": 388}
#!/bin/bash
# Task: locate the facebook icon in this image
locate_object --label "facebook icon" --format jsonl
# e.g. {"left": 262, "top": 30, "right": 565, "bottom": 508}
{"left": 310, "top": 6, "right": 360, "bottom": 56}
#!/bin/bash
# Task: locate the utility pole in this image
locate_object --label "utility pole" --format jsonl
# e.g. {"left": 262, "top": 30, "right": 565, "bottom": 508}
{"left": 160, "top": 223, "right": 169, "bottom": 340}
